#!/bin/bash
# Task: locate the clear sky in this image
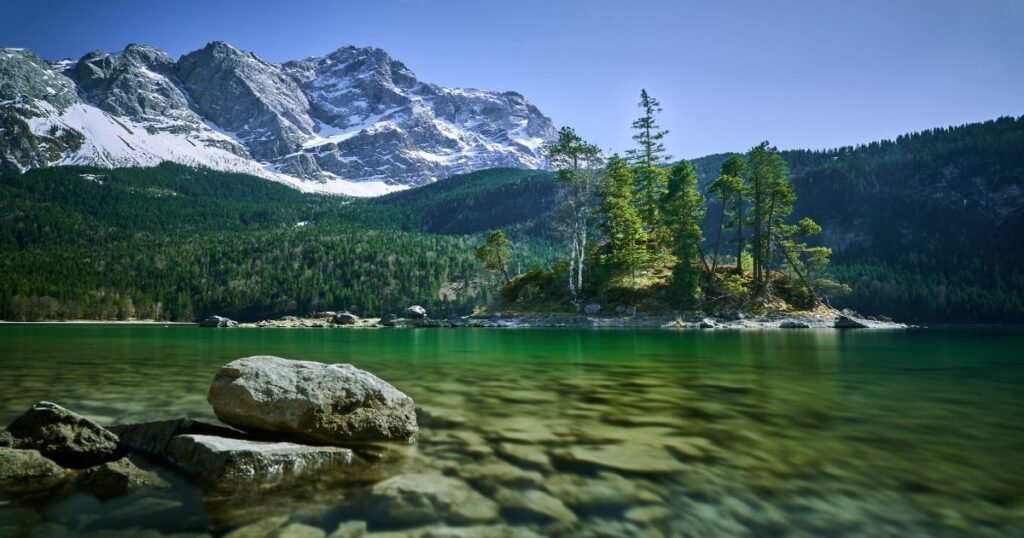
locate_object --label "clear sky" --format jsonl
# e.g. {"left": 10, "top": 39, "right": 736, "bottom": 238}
{"left": 3, "top": 0, "right": 1022, "bottom": 158}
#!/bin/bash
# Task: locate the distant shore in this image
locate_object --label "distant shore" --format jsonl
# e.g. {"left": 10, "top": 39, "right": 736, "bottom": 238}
{"left": 0, "top": 320, "right": 191, "bottom": 325}
{"left": 0, "top": 310, "right": 913, "bottom": 330}
{"left": 227, "top": 308, "right": 911, "bottom": 330}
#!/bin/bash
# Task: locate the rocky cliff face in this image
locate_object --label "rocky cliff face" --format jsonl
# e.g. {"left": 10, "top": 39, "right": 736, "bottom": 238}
{"left": 0, "top": 42, "right": 557, "bottom": 195}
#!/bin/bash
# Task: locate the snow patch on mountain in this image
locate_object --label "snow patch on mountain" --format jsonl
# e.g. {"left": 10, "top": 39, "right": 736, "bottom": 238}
{"left": 1, "top": 42, "right": 557, "bottom": 196}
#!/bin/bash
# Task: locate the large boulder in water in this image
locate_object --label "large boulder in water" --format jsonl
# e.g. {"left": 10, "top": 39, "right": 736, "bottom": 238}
{"left": 4, "top": 401, "right": 120, "bottom": 468}
{"left": 207, "top": 356, "right": 418, "bottom": 443}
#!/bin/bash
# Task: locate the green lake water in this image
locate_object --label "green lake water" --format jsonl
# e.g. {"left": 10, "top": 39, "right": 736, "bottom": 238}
{"left": 0, "top": 325, "right": 1022, "bottom": 537}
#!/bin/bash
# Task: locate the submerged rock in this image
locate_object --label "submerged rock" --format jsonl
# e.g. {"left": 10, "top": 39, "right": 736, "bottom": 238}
{"left": 0, "top": 447, "right": 65, "bottom": 484}
{"left": 356, "top": 472, "right": 500, "bottom": 526}
{"left": 200, "top": 315, "right": 238, "bottom": 328}
{"left": 543, "top": 471, "right": 657, "bottom": 510}
{"left": 76, "top": 457, "right": 169, "bottom": 499}
{"left": 493, "top": 487, "right": 577, "bottom": 526}
{"left": 552, "top": 444, "right": 689, "bottom": 474}
{"left": 4, "top": 401, "right": 120, "bottom": 468}
{"left": 327, "top": 521, "right": 367, "bottom": 538}
{"left": 165, "top": 434, "right": 353, "bottom": 482}
{"left": 834, "top": 315, "right": 869, "bottom": 329}
{"left": 207, "top": 356, "right": 418, "bottom": 443}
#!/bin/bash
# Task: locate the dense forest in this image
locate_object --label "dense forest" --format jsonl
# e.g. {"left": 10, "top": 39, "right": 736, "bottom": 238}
{"left": 0, "top": 165, "right": 557, "bottom": 321}
{"left": 1, "top": 115, "right": 1022, "bottom": 323}
{"left": 692, "top": 115, "right": 1024, "bottom": 322}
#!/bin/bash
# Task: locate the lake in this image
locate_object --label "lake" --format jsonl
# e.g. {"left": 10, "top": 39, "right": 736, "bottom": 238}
{"left": 1, "top": 325, "right": 1022, "bottom": 537}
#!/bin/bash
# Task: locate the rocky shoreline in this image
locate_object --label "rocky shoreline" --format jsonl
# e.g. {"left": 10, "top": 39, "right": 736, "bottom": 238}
{"left": 201, "top": 306, "right": 912, "bottom": 331}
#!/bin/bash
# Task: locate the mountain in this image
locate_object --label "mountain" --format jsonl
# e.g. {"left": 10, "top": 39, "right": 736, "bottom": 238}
{"left": 0, "top": 42, "right": 557, "bottom": 195}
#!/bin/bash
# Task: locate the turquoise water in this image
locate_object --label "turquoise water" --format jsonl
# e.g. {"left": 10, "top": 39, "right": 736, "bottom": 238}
{"left": 0, "top": 325, "right": 1022, "bottom": 537}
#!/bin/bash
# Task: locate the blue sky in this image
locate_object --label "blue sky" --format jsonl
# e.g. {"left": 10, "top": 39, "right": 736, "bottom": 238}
{"left": 3, "top": 0, "right": 1022, "bottom": 158}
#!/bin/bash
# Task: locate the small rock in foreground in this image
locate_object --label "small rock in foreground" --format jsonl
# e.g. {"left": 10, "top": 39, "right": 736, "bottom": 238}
{"left": 4, "top": 401, "right": 120, "bottom": 468}
{"left": 207, "top": 356, "right": 418, "bottom": 444}
{"left": 76, "top": 457, "right": 169, "bottom": 499}
{"left": 0, "top": 447, "right": 65, "bottom": 484}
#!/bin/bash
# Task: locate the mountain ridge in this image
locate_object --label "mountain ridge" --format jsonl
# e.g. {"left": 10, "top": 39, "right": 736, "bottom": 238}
{"left": 0, "top": 42, "right": 557, "bottom": 195}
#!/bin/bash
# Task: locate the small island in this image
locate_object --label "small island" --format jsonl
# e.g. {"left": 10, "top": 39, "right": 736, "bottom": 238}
{"left": 197, "top": 92, "right": 907, "bottom": 331}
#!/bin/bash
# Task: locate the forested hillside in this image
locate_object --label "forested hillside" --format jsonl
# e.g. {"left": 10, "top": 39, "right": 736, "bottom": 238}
{"left": 0, "top": 165, "right": 556, "bottom": 321}
{"left": 693, "top": 116, "right": 1024, "bottom": 322}
{"left": 1, "top": 116, "right": 1022, "bottom": 322}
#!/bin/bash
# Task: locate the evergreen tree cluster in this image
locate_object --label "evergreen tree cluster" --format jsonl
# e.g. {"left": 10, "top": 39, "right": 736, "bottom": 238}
{"left": 529, "top": 90, "right": 834, "bottom": 313}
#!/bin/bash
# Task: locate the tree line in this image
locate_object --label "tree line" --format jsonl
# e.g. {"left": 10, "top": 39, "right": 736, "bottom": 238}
{"left": 487, "top": 90, "right": 844, "bottom": 312}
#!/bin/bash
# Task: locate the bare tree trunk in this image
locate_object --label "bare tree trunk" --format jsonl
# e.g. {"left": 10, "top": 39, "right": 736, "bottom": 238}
{"left": 577, "top": 224, "right": 586, "bottom": 297}
{"left": 764, "top": 194, "right": 778, "bottom": 297}
{"left": 567, "top": 237, "right": 577, "bottom": 300}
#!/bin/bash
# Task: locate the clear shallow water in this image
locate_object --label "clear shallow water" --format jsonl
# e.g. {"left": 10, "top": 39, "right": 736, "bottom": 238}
{"left": 0, "top": 325, "right": 1022, "bottom": 537}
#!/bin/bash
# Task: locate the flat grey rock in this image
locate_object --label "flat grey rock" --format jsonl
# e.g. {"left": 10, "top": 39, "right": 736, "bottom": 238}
{"left": 165, "top": 434, "right": 353, "bottom": 482}
{"left": 109, "top": 417, "right": 245, "bottom": 456}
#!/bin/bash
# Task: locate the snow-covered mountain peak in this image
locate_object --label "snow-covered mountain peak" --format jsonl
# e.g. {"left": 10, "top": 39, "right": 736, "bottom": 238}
{"left": 1, "top": 41, "right": 557, "bottom": 196}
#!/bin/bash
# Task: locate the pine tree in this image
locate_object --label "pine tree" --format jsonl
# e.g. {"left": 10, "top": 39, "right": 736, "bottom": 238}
{"left": 600, "top": 156, "right": 648, "bottom": 286}
{"left": 626, "top": 89, "right": 671, "bottom": 252}
{"left": 545, "top": 126, "right": 603, "bottom": 302}
{"left": 746, "top": 141, "right": 793, "bottom": 294}
{"left": 776, "top": 217, "right": 849, "bottom": 305}
{"left": 475, "top": 230, "right": 513, "bottom": 284}
{"left": 661, "top": 161, "right": 705, "bottom": 306}
{"left": 707, "top": 155, "right": 748, "bottom": 275}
